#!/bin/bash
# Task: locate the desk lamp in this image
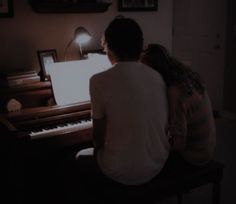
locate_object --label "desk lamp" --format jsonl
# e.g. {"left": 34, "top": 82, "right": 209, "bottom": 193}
{"left": 64, "top": 26, "right": 92, "bottom": 60}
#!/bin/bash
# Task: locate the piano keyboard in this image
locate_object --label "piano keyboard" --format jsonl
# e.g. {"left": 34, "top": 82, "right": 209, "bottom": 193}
{"left": 29, "top": 119, "right": 92, "bottom": 140}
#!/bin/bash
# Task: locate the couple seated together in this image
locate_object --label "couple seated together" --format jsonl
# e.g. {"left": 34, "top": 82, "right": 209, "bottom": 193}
{"left": 59, "top": 16, "right": 216, "bottom": 203}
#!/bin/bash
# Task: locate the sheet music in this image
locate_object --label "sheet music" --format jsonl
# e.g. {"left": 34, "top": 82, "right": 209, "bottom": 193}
{"left": 49, "top": 54, "right": 111, "bottom": 106}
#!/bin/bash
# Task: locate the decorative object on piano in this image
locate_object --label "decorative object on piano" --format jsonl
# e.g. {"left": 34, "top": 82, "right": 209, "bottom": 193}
{"left": 0, "top": 70, "right": 40, "bottom": 87}
{"left": 0, "top": 80, "right": 52, "bottom": 112}
{"left": 0, "top": 0, "right": 13, "bottom": 18}
{"left": 64, "top": 26, "right": 92, "bottom": 61}
{"left": 118, "top": 0, "right": 158, "bottom": 12}
{"left": 6, "top": 98, "right": 22, "bottom": 112}
{"left": 37, "top": 49, "right": 58, "bottom": 81}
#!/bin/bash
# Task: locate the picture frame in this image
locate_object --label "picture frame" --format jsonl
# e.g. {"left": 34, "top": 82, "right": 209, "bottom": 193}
{"left": 37, "top": 49, "right": 57, "bottom": 81}
{"left": 118, "top": 0, "right": 158, "bottom": 12}
{"left": 0, "top": 0, "right": 13, "bottom": 18}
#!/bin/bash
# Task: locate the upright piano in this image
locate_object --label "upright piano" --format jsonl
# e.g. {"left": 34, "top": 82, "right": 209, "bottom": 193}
{"left": 0, "top": 81, "right": 93, "bottom": 153}
{"left": 0, "top": 80, "right": 95, "bottom": 203}
{"left": 0, "top": 54, "right": 111, "bottom": 151}
{"left": 0, "top": 56, "right": 112, "bottom": 203}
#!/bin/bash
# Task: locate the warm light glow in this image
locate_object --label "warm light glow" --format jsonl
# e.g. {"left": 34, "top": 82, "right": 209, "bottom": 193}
{"left": 49, "top": 54, "right": 112, "bottom": 105}
{"left": 64, "top": 26, "right": 92, "bottom": 60}
{"left": 75, "top": 34, "right": 91, "bottom": 44}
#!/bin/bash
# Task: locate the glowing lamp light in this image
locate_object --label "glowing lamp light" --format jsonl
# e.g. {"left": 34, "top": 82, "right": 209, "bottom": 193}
{"left": 64, "top": 26, "right": 92, "bottom": 60}
{"left": 75, "top": 34, "right": 91, "bottom": 44}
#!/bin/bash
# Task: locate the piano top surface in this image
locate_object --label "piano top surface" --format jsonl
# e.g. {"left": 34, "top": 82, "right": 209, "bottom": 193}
{"left": 1, "top": 101, "right": 91, "bottom": 130}
{"left": 5, "top": 100, "right": 91, "bottom": 118}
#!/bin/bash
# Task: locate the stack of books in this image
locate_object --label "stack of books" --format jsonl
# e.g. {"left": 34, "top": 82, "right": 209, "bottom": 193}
{"left": 0, "top": 70, "right": 40, "bottom": 87}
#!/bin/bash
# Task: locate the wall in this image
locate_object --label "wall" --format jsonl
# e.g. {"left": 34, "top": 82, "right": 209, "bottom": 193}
{"left": 0, "top": 0, "right": 173, "bottom": 73}
{"left": 172, "top": 0, "right": 227, "bottom": 110}
{"left": 224, "top": 0, "right": 236, "bottom": 113}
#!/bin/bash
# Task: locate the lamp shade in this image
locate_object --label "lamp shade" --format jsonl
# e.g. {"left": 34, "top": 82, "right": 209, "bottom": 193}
{"left": 74, "top": 26, "right": 92, "bottom": 45}
{"left": 64, "top": 26, "right": 92, "bottom": 60}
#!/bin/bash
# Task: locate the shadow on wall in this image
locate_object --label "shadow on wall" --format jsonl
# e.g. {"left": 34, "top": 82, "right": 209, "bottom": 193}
{"left": 0, "top": 35, "right": 33, "bottom": 72}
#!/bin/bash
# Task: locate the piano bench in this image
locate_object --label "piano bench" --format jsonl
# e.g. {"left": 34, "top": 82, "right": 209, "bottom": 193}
{"left": 100, "top": 160, "right": 224, "bottom": 204}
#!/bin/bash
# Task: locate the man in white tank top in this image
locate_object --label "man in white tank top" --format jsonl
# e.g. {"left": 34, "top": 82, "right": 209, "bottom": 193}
{"left": 90, "top": 17, "right": 170, "bottom": 185}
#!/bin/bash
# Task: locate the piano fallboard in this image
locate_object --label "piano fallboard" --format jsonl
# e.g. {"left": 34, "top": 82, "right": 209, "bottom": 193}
{"left": 0, "top": 101, "right": 93, "bottom": 151}
{"left": 5, "top": 101, "right": 91, "bottom": 128}
{"left": 30, "top": 126, "right": 93, "bottom": 153}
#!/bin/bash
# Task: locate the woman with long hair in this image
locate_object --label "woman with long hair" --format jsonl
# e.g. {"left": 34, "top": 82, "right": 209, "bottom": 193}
{"left": 141, "top": 44, "right": 216, "bottom": 165}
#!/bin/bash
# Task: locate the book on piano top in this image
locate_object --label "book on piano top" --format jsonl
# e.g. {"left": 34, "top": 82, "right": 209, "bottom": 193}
{"left": 0, "top": 70, "right": 38, "bottom": 80}
{"left": 0, "top": 70, "right": 40, "bottom": 87}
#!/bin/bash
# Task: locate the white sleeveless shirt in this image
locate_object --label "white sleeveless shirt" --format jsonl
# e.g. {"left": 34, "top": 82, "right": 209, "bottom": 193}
{"left": 90, "top": 62, "right": 170, "bottom": 185}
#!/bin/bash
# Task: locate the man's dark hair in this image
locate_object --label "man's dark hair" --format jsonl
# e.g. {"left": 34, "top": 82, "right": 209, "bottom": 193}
{"left": 104, "top": 17, "right": 143, "bottom": 61}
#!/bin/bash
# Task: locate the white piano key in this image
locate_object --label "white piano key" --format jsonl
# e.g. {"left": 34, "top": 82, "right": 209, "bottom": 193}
{"left": 29, "top": 120, "right": 92, "bottom": 140}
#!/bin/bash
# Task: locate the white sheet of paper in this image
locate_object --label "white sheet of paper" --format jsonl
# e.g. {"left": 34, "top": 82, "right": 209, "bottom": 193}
{"left": 49, "top": 54, "right": 111, "bottom": 106}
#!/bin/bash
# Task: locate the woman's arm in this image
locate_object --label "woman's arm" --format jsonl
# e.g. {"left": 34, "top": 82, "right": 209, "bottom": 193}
{"left": 168, "top": 86, "right": 187, "bottom": 151}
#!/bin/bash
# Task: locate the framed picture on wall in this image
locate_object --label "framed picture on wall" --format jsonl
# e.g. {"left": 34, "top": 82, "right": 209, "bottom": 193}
{"left": 118, "top": 0, "right": 158, "bottom": 12}
{"left": 37, "top": 49, "right": 58, "bottom": 81}
{"left": 0, "top": 0, "right": 13, "bottom": 17}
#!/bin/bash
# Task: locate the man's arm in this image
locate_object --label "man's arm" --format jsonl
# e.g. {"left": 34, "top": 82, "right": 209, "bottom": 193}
{"left": 92, "top": 118, "right": 106, "bottom": 150}
{"left": 89, "top": 75, "right": 106, "bottom": 150}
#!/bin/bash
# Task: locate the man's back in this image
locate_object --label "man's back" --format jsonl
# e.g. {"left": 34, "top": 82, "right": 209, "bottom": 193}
{"left": 90, "top": 62, "right": 170, "bottom": 185}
